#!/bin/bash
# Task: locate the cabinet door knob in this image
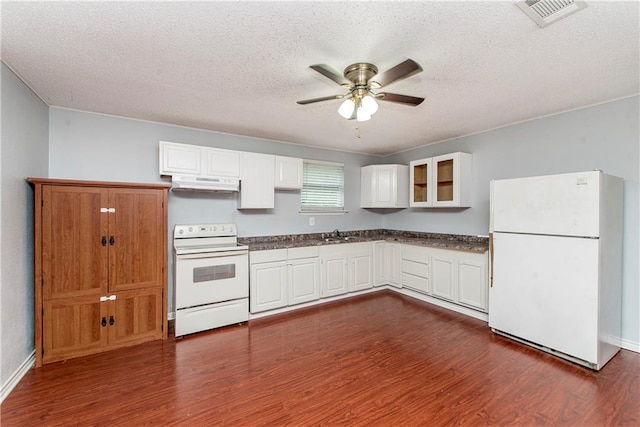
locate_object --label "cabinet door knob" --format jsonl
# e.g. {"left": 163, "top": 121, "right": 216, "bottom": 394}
{"left": 101, "top": 236, "right": 107, "bottom": 247}
{"left": 109, "top": 236, "right": 115, "bottom": 246}
{"left": 101, "top": 317, "right": 107, "bottom": 327}
{"left": 109, "top": 315, "right": 115, "bottom": 326}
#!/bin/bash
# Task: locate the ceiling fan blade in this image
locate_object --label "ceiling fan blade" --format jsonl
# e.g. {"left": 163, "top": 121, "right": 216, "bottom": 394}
{"left": 297, "top": 94, "right": 345, "bottom": 105}
{"left": 372, "top": 59, "right": 423, "bottom": 88}
{"left": 377, "top": 92, "right": 425, "bottom": 106}
{"left": 309, "top": 64, "right": 350, "bottom": 86}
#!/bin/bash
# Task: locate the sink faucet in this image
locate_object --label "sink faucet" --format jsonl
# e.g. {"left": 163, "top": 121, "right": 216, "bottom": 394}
{"left": 332, "top": 229, "right": 340, "bottom": 237}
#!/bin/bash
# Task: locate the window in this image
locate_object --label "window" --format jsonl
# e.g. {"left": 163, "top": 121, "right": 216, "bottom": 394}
{"left": 300, "top": 160, "right": 345, "bottom": 213}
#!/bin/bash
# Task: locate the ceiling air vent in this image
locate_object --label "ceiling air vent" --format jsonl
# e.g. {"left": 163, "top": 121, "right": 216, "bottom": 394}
{"left": 516, "top": 0, "right": 587, "bottom": 27}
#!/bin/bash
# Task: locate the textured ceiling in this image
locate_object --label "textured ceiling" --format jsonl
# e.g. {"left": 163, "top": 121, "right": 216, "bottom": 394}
{"left": 1, "top": 1, "right": 638, "bottom": 155}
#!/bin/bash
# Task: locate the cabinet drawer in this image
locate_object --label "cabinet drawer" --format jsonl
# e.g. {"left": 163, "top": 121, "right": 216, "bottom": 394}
{"left": 250, "top": 249, "right": 287, "bottom": 264}
{"left": 402, "top": 273, "right": 429, "bottom": 293}
{"left": 402, "top": 259, "right": 429, "bottom": 278}
{"left": 288, "top": 246, "right": 319, "bottom": 260}
{"left": 176, "top": 299, "right": 248, "bottom": 337}
{"left": 402, "top": 245, "right": 430, "bottom": 264}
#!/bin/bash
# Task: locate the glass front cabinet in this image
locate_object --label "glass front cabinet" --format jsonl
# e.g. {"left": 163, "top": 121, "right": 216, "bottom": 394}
{"left": 410, "top": 152, "right": 472, "bottom": 208}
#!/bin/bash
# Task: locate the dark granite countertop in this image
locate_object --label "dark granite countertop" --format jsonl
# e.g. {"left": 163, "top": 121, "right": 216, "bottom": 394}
{"left": 238, "top": 229, "right": 489, "bottom": 254}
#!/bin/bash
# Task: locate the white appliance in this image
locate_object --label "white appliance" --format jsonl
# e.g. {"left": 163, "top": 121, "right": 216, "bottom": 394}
{"left": 171, "top": 175, "right": 240, "bottom": 192}
{"left": 174, "top": 223, "right": 249, "bottom": 337}
{"left": 488, "top": 170, "right": 623, "bottom": 370}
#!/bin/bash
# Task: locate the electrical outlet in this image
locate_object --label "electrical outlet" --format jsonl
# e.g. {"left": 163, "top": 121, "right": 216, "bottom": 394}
{"left": 309, "top": 217, "right": 315, "bottom": 226}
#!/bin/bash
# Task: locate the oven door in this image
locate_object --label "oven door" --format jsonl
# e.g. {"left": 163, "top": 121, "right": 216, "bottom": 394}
{"left": 175, "top": 251, "right": 248, "bottom": 309}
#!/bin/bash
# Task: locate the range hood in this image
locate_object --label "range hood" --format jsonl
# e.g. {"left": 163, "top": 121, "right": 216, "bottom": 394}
{"left": 171, "top": 175, "right": 240, "bottom": 192}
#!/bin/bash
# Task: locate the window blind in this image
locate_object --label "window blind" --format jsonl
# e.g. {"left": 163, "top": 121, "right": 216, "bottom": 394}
{"left": 300, "top": 160, "right": 345, "bottom": 212}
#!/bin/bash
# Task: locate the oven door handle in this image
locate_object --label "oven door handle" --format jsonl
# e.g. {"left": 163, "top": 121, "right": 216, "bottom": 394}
{"left": 175, "top": 250, "right": 248, "bottom": 260}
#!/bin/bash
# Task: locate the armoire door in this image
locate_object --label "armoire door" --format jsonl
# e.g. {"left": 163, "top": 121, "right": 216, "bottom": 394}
{"left": 108, "top": 188, "right": 164, "bottom": 292}
{"left": 42, "top": 185, "right": 108, "bottom": 300}
{"left": 43, "top": 296, "right": 108, "bottom": 363}
{"left": 108, "top": 288, "right": 163, "bottom": 347}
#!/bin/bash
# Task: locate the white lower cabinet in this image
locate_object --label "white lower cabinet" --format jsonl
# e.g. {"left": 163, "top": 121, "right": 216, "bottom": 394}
{"left": 348, "top": 244, "right": 374, "bottom": 292}
{"left": 456, "top": 253, "right": 488, "bottom": 312}
{"left": 375, "top": 242, "right": 386, "bottom": 286}
{"left": 320, "top": 247, "right": 349, "bottom": 298}
{"left": 431, "top": 250, "right": 456, "bottom": 302}
{"left": 401, "top": 244, "right": 431, "bottom": 294}
{"left": 250, "top": 247, "right": 320, "bottom": 313}
{"left": 376, "top": 242, "right": 401, "bottom": 287}
{"left": 251, "top": 242, "right": 488, "bottom": 315}
{"left": 398, "top": 244, "right": 488, "bottom": 313}
{"left": 250, "top": 249, "right": 288, "bottom": 313}
{"left": 319, "top": 242, "right": 374, "bottom": 297}
{"left": 288, "top": 248, "right": 320, "bottom": 305}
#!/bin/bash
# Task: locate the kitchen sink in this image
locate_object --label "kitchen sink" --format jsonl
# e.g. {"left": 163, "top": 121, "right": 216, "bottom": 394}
{"left": 323, "top": 236, "right": 356, "bottom": 242}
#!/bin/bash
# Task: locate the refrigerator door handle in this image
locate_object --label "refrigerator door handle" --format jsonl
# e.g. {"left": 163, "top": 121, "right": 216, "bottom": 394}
{"left": 489, "top": 232, "right": 494, "bottom": 287}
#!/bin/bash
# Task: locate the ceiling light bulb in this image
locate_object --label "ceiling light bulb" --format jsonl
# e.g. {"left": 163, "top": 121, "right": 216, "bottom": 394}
{"left": 356, "top": 107, "right": 371, "bottom": 122}
{"left": 338, "top": 98, "right": 356, "bottom": 119}
{"left": 361, "top": 95, "right": 378, "bottom": 116}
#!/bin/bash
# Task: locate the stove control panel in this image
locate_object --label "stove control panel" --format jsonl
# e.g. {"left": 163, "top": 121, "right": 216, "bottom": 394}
{"left": 174, "top": 223, "right": 237, "bottom": 238}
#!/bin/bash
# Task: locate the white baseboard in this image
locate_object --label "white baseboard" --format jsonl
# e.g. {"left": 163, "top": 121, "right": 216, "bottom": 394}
{"left": 0, "top": 351, "right": 35, "bottom": 404}
{"left": 621, "top": 337, "right": 640, "bottom": 353}
{"left": 393, "top": 287, "right": 489, "bottom": 322}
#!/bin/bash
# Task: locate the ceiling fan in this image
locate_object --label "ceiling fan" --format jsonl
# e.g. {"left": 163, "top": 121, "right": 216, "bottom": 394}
{"left": 297, "top": 59, "right": 425, "bottom": 122}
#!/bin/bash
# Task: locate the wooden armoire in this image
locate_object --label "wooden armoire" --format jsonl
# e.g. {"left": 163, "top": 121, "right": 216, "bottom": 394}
{"left": 28, "top": 178, "right": 170, "bottom": 366}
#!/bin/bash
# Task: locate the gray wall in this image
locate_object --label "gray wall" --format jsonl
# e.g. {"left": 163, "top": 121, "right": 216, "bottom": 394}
{"left": 1, "top": 64, "right": 49, "bottom": 387}
{"left": 386, "top": 96, "right": 640, "bottom": 347}
{"left": 48, "top": 108, "right": 383, "bottom": 315}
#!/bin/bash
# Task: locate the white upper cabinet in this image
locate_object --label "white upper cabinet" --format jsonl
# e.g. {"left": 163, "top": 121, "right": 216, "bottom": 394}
{"left": 410, "top": 152, "right": 472, "bottom": 208}
{"left": 409, "top": 158, "right": 432, "bottom": 207}
{"left": 205, "top": 147, "right": 241, "bottom": 178}
{"left": 238, "top": 152, "right": 275, "bottom": 209}
{"left": 361, "top": 164, "right": 409, "bottom": 208}
{"left": 159, "top": 141, "right": 240, "bottom": 178}
{"left": 160, "top": 141, "right": 202, "bottom": 175}
{"left": 274, "top": 156, "right": 303, "bottom": 190}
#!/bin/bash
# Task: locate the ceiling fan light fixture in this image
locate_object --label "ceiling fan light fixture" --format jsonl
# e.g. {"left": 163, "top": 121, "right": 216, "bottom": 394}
{"left": 361, "top": 95, "right": 378, "bottom": 116}
{"left": 338, "top": 98, "right": 356, "bottom": 119}
{"left": 299, "top": 59, "right": 425, "bottom": 122}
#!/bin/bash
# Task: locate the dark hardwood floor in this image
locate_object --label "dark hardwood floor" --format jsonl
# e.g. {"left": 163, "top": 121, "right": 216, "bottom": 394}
{"left": 2, "top": 291, "right": 639, "bottom": 426}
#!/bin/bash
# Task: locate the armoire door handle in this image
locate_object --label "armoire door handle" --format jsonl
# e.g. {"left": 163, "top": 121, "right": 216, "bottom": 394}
{"left": 109, "top": 236, "right": 115, "bottom": 246}
{"left": 109, "top": 315, "right": 115, "bottom": 326}
{"left": 101, "top": 317, "right": 107, "bottom": 327}
{"left": 101, "top": 236, "right": 107, "bottom": 246}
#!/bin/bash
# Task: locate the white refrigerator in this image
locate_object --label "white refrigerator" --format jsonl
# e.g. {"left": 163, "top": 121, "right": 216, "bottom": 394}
{"left": 488, "top": 170, "right": 623, "bottom": 370}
